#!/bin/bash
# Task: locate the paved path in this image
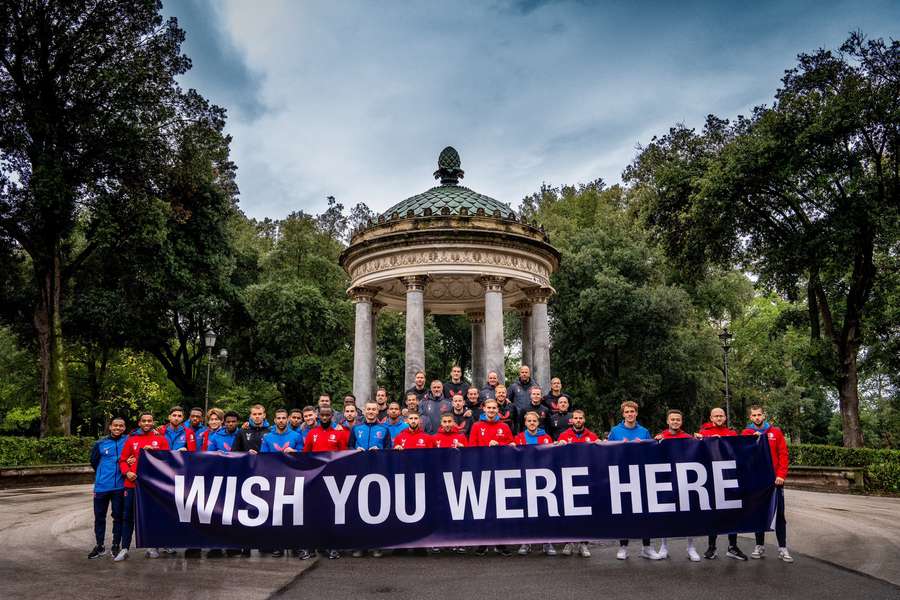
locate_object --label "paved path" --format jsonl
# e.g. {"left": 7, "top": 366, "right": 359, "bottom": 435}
{"left": 1, "top": 485, "right": 897, "bottom": 600}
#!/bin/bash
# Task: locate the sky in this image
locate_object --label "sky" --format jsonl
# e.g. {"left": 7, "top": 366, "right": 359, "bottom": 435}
{"left": 163, "top": 0, "right": 900, "bottom": 220}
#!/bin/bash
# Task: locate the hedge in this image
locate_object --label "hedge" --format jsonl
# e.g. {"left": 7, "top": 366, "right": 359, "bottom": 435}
{"left": 0, "top": 436, "right": 95, "bottom": 467}
{"left": 791, "top": 443, "right": 900, "bottom": 494}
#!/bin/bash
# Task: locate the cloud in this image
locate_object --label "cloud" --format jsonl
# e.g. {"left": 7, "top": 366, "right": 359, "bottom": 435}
{"left": 167, "top": 0, "right": 900, "bottom": 220}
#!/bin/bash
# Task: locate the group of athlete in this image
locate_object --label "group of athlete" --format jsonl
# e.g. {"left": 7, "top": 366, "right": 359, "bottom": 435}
{"left": 87, "top": 365, "right": 792, "bottom": 565}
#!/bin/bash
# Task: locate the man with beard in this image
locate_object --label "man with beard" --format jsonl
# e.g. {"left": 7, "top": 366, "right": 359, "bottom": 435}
{"left": 405, "top": 370, "right": 429, "bottom": 403}
{"left": 494, "top": 385, "right": 519, "bottom": 435}
{"left": 449, "top": 394, "right": 474, "bottom": 435}
{"left": 420, "top": 379, "right": 451, "bottom": 434}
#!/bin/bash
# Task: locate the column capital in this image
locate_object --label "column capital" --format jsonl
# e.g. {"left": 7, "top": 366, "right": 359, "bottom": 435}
{"left": 400, "top": 275, "right": 430, "bottom": 292}
{"left": 371, "top": 299, "right": 386, "bottom": 313}
{"left": 524, "top": 286, "right": 553, "bottom": 303}
{"left": 512, "top": 300, "right": 532, "bottom": 315}
{"left": 349, "top": 286, "right": 378, "bottom": 303}
{"left": 466, "top": 310, "right": 485, "bottom": 323}
{"left": 478, "top": 275, "right": 507, "bottom": 292}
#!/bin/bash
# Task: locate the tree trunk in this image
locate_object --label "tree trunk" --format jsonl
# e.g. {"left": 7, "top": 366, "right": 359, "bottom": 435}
{"left": 33, "top": 254, "right": 72, "bottom": 437}
{"left": 837, "top": 348, "right": 864, "bottom": 448}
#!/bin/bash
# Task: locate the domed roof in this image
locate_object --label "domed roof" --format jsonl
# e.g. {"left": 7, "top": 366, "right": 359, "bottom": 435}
{"left": 381, "top": 146, "right": 513, "bottom": 218}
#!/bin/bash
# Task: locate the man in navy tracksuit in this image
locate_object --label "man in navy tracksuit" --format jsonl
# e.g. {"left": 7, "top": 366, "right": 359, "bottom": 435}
{"left": 349, "top": 403, "right": 392, "bottom": 450}
{"left": 88, "top": 417, "right": 127, "bottom": 559}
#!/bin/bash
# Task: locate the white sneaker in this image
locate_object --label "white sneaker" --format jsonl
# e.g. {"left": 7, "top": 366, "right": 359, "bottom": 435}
{"left": 779, "top": 548, "right": 794, "bottom": 563}
{"left": 113, "top": 548, "right": 129, "bottom": 562}
{"left": 616, "top": 546, "right": 628, "bottom": 560}
{"left": 517, "top": 544, "right": 530, "bottom": 556}
{"left": 543, "top": 544, "right": 557, "bottom": 556}
{"left": 657, "top": 546, "right": 669, "bottom": 559}
{"left": 640, "top": 546, "right": 663, "bottom": 560}
{"left": 145, "top": 548, "right": 160, "bottom": 559}
{"left": 562, "top": 543, "right": 573, "bottom": 556}
{"left": 162, "top": 547, "right": 176, "bottom": 555}
{"left": 687, "top": 546, "right": 701, "bottom": 562}
{"left": 579, "top": 543, "right": 591, "bottom": 558}
{"left": 751, "top": 544, "right": 765, "bottom": 559}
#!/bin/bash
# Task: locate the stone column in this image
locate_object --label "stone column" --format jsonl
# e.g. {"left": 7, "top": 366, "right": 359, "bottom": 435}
{"left": 467, "top": 310, "right": 485, "bottom": 388}
{"left": 351, "top": 287, "right": 377, "bottom": 408}
{"left": 402, "top": 275, "right": 428, "bottom": 390}
{"left": 370, "top": 300, "right": 384, "bottom": 402}
{"left": 527, "top": 286, "right": 553, "bottom": 392}
{"left": 514, "top": 300, "right": 533, "bottom": 370}
{"left": 480, "top": 276, "right": 507, "bottom": 385}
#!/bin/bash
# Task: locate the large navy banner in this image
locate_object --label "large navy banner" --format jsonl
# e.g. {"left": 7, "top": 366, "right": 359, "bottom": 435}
{"left": 135, "top": 436, "right": 775, "bottom": 549}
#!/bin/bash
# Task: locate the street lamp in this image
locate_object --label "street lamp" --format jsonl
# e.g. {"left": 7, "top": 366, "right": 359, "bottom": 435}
{"left": 204, "top": 329, "right": 217, "bottom": 414}
{"left": 719, "top": 326, "right": 733, "bottom": 428}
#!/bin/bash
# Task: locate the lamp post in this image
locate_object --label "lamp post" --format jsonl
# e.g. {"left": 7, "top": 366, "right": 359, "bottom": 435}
{"left": 719, "top": 326, "right": 733, "bottom": 428}
{"left": 204, "top": 329, "right": 217, "bottom": 414}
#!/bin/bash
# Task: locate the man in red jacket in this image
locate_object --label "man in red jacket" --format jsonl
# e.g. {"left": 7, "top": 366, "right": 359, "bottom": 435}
{"left": 468, "top": 398, "right": 514, "bottom": 447}
{"left": 433, "top": 414, "right": 467, "bottom": 448}
{"left": 303, "top": 407, "right": 350, "bottom": 453}
{"left": 555, "top": 409, "right": 598, "bottom": 558}
{"left": 694, "top": 407, "right": 748, "bottom": 561}
{"left": 743, "top": 405, "right": 793, "bottom": 562}
{"left": 393, "top": 412, "right": 434, "bottom": 449}
{"left": 556, "top": 409, "right": 600, "bottom": 445}
{"left": 115, "top": 411, "right": 169, "bottom": 562}
{"left": 469, "top": 398, "right": 514, "bottom": 557}
{"left": 654, "top": 410, "right": 700, "bottom": 562}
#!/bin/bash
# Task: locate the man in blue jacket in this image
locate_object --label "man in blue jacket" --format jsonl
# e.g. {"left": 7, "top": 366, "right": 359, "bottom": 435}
{"left": 206, "top": 411, "right": 241, "bottom": 453}
{"left": 350, "top": 402, "right": 392, "bottom": 450}
{"left": 606, "top": 400, "right": 661, "bottom": 561}
{"left": 157, "top": 406, "right": 196, "bottom": 451}
{"left": 88, "top": 416, "right": 127, "bottom": 559}
{"left": 384, "top": 402, "right": 408, "bottom": 440}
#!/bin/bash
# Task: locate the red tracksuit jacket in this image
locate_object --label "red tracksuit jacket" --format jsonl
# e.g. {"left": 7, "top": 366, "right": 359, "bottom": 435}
{"left": 657, "top": 429, "right": 693, "bottom": 439}
{"left": 468, "top": 418, "right": 514, "bottom": 447}
{"left": 697, "top": 422, "right": 737, "bottom": 437}
{"left": 557, "top": 427, "right": 599, "bottom": 443}
{"left": 513, "top": 431, "right": 554, "bottom": 445}
{"left": 432, "top": 430, "right": 468, "bottom": 448}
{"left": 393, "top": 428, "right": 434, "bottom": 449}
{"left": 303, "top": 425, "right": 350, "bottom": 452}
{"left": 742, "top": 424, "right": 789, "bottom": 479}
{"left": 119, "top": 430, "right": 170, "bottom": 488}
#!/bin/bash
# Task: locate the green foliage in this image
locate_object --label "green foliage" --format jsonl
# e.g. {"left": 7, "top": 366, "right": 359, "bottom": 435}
{"left": 626, "top": 34, "right": 900, "bottom": 447}
{"left": 0, "top": 436, "right": 95, "bottom": 467}
{"left": 531, "top": 182, "right": 726, "bottom": 431}
{"left": 791, "top": 443, "right": 900, "bottom": 493}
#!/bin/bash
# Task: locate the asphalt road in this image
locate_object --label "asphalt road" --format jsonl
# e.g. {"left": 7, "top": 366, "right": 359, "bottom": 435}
{"left": 1, "top": 485, "right": 898, "bottom": 600}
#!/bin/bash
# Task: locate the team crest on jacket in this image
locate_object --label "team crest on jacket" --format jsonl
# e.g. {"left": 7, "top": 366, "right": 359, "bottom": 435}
{"left": 329, "top": 433, "right": 336, "bottom": 441}
{"left": 151, "top": 440, "right": 159, "bottom": 447}
{"left": 375, "top": 431, "right": 383, "bottom": 438}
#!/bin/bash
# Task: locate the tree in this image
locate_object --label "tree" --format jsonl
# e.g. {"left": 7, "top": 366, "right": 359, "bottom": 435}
{"left": 626, "top": 34, "right": 900, "bottom": 446}
{"left": 531, "top": 183, "right": 724, "bottom": 431}
{"left": 0, "top": 1, "right": 193, "bottom": 435}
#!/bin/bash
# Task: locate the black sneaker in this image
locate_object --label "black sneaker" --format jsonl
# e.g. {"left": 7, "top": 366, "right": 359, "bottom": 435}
{"left": 240, "top": 548, "right": 252, "bottom": 557}
{"left": 184, "top": 548, "right": 202, "bottom": 558}
{"left": 726, "top": 546, "right": 748, "bottom": 561}
{"left": 207, "top": 549, "right": 224, "bottom": 558}
{"left": 110, "top": 545, "right": 120, "bottom": 558}
{"left": 704, "top": 547, "right": 717, "bottom": 560}
{"left": 474, "top": 546, "right": 487, "bottom": 556}
{"left": 297, "top": 549, "right": 313, "bottom": 560}
{"left": 327, "top": 550, "right": 340, "bottom": 560}
{"left": 88, "top": 545, "right": 106, "bottom": 559}
{"left": 497, "top": 546, "right": 512, "bottom": 557}
{"left": 226, "top": 549, "right": 242, "bottom": 557}
{"left": 271, "top": 549, "right": 284, "bottom": 557}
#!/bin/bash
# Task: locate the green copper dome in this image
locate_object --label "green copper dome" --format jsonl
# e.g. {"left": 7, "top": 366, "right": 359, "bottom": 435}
{"left": 381, "top": 147, "right": 514, "bottom": 218}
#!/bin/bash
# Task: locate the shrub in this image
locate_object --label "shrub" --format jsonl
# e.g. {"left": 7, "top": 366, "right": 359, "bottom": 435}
{"left": 791, "top": 443, "right": 900, "bottom": 494}
{"left": 0, "top": 436, "right": 95, "bottom": 467}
